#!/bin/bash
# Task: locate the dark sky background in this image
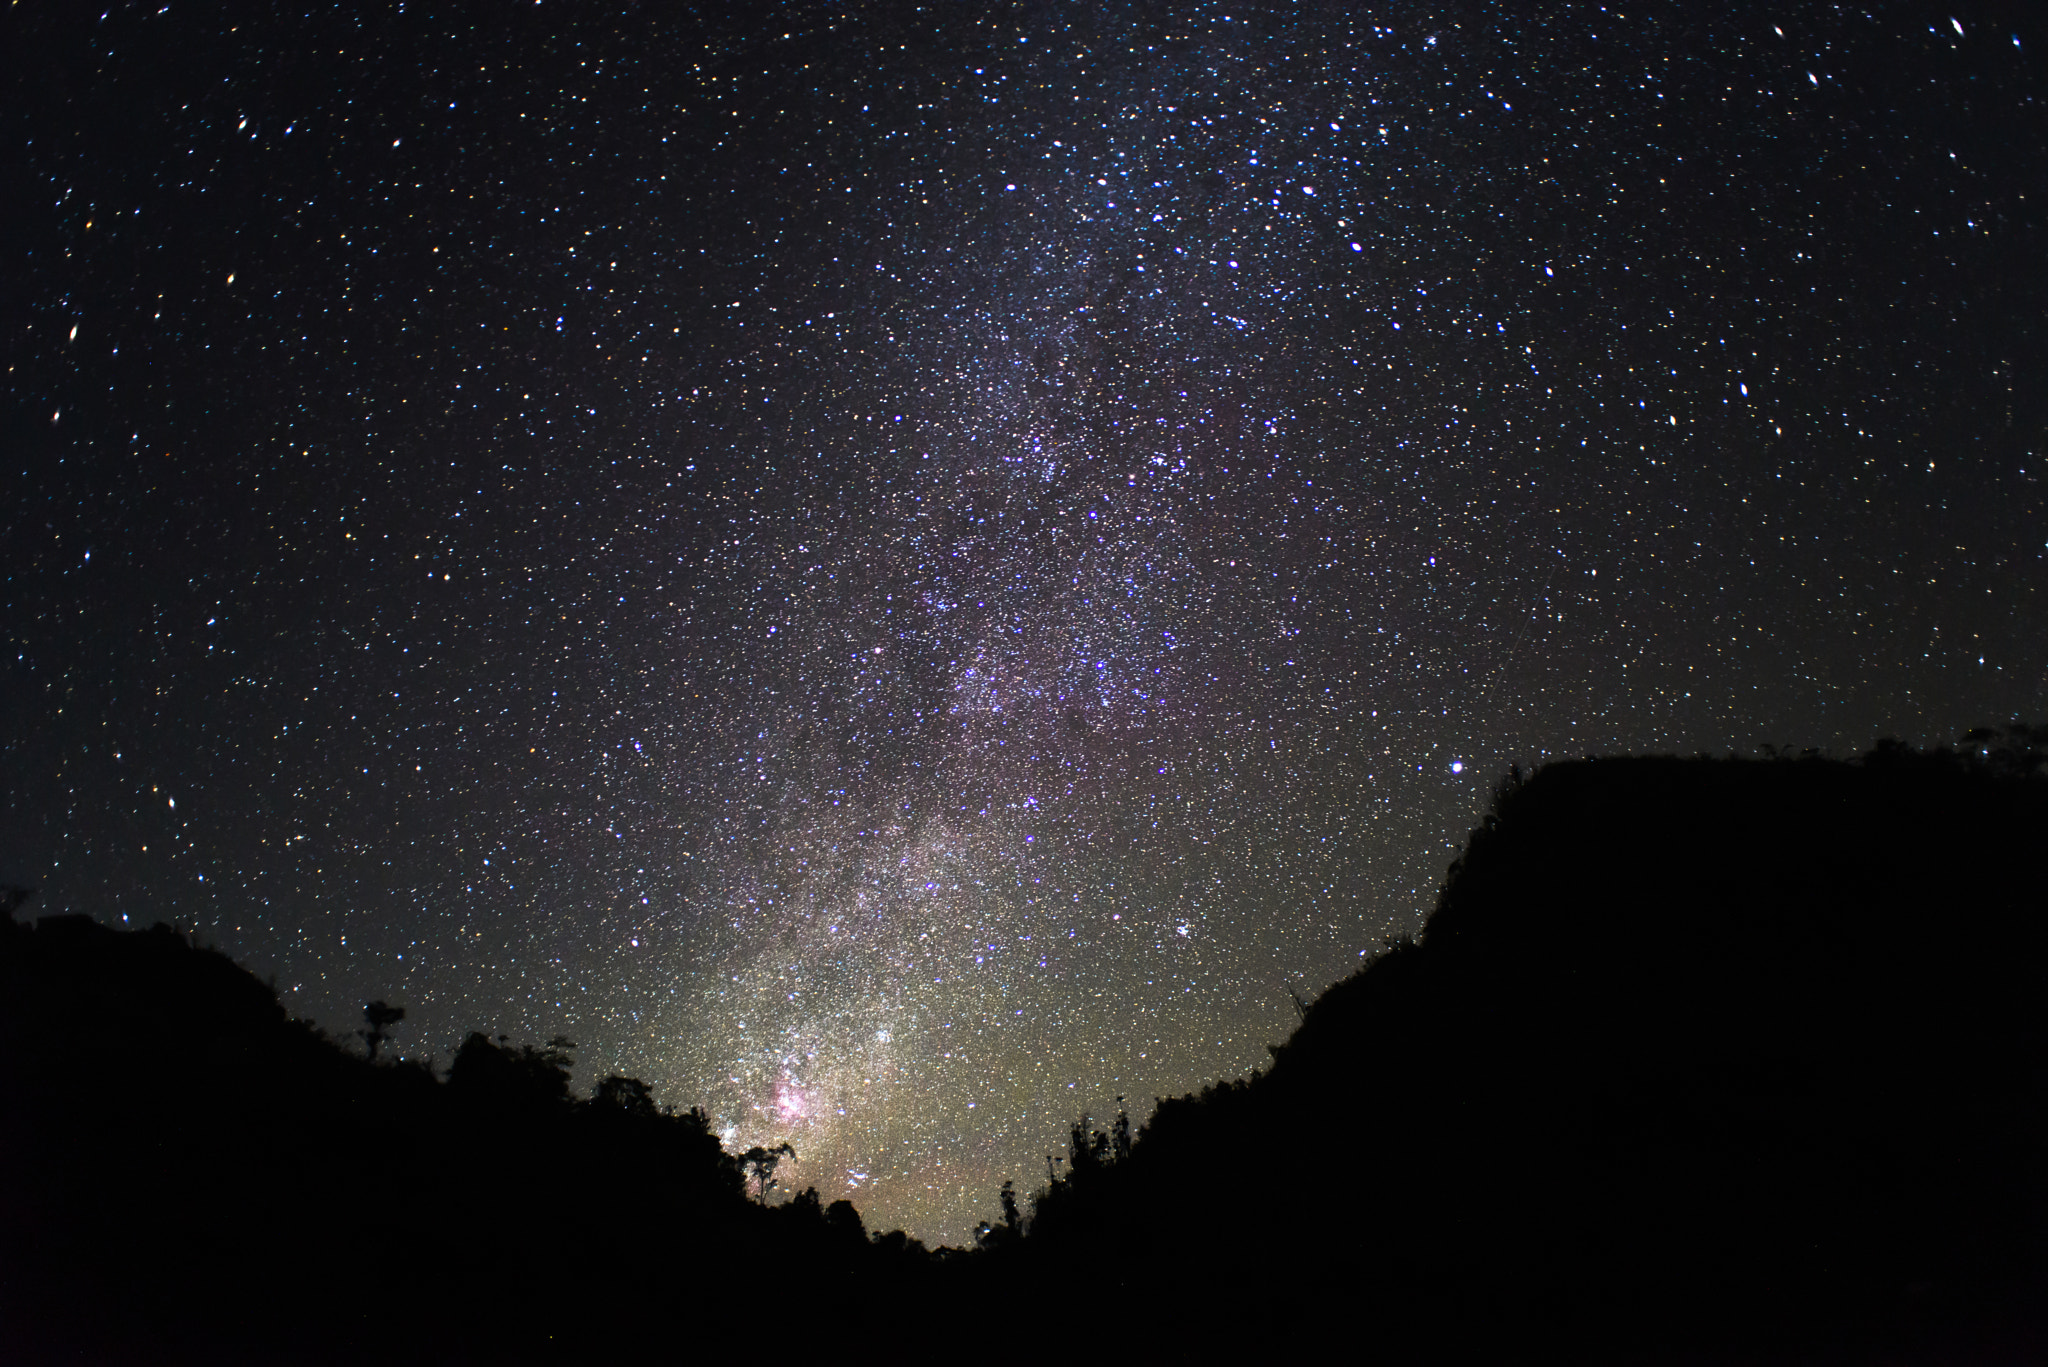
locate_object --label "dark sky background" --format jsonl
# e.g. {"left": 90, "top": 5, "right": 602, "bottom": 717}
{"left": 5, "top": 0, "right": 2043, "bottom": 1242}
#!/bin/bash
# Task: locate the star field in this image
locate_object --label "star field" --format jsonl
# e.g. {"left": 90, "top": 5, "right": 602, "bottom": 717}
{"left": 5, "top": 2, "right": 2043, "bottom": 1242}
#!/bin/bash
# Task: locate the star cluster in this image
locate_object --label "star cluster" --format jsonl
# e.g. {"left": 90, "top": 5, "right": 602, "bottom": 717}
{"left": 5, "top": 1, "right": 2042, "bottom": 1241}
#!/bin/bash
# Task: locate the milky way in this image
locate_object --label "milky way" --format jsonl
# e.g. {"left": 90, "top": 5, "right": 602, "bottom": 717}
{"left": 6, "top": 2, "right": 2043, "bottom": 1240}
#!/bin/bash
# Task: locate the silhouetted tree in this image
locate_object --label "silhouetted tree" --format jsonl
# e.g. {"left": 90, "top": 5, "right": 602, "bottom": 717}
{"left": 739, "top": 1141, "right": 795, "bottom": 1203}
{"left": 1068, "top": 1114, "right": 1109, "bottom": 1178}
{"left": 1111, "top": 1099, "right": 1132, "bottom": 1163}
{"left": 976, "top": 1178, "right": 1027, "bottom": 1251}
{"left": 447, "top": 1031, "right": 575, "bottom": 1109}
{"left": 591, "top": 1074, "right": 657, "bottom": 1116}
{"left": 870, "top": 1228, "right": 929, "bottom": 1262}
{"left": 788, "top": 1186, "right": 824, "bottom": 1221}
{"left": 825, "top": 1198, "right": 866, "bottom": 1247}
{"left": 359, "top": 1000, "right": 404, "bottom": 1061}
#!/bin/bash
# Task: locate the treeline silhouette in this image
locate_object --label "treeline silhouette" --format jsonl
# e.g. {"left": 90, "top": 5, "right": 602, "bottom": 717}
{"left": 970, "top": 734, "right": 2047, "bottom": 1359}
{"left": 0, "top": 912, "right": 930, "bottom": 1364}
{"left": 4, "top": 733, "right": 2043, "bottom": 1361}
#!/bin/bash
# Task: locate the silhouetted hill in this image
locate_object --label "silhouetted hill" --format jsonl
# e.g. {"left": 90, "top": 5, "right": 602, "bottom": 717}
{"left": 986, "top": 749, "right": 2046, "bottom": 1360}
{"left": 0, "top": 914, "right": 929, "bottom": 1364}
{"left": 6, "top": 746, "right": 2043, "bottom": 1361}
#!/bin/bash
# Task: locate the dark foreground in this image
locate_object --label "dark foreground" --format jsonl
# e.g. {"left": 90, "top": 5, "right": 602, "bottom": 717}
{"left": 4, "top": 742, "right": 2043, "bottom": 1363}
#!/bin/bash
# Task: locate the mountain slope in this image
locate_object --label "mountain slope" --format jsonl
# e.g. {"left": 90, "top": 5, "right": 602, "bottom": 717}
{"left": 1000, "top": 752, "right": 2046, "bottom": 1358}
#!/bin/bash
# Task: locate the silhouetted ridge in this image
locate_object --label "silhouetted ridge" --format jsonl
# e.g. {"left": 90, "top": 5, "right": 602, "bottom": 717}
{"left": 0, "top": 914, "right": 932, "bottom": 1365}
{"left": 984, "top": 749, "right": 2045, "bottom": 1359}
{"left": 7, "top": 746, "right": 2043, "bottom": 1361}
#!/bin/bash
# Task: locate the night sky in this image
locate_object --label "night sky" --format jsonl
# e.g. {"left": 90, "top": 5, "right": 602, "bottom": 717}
{"left": 6, "top": 1, "right": 2043, "bottom": 1242}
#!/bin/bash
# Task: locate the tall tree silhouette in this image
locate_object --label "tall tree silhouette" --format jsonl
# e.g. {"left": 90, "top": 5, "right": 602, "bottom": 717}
{"left": 976, "top": 1179, "right": 1026, "bottom": 1249}
{"left": 1068, "top": 1115, "right": 1109, "bottom": 1179}
{"left": 359, "top": 1001, "right": 404, "bottom": 1062}
{"left": 1000, "top": 1178, "right": 1021, "bottom": 1234}
{"left": 739, "top": 1141, "right": 795, "bottom": 1203}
